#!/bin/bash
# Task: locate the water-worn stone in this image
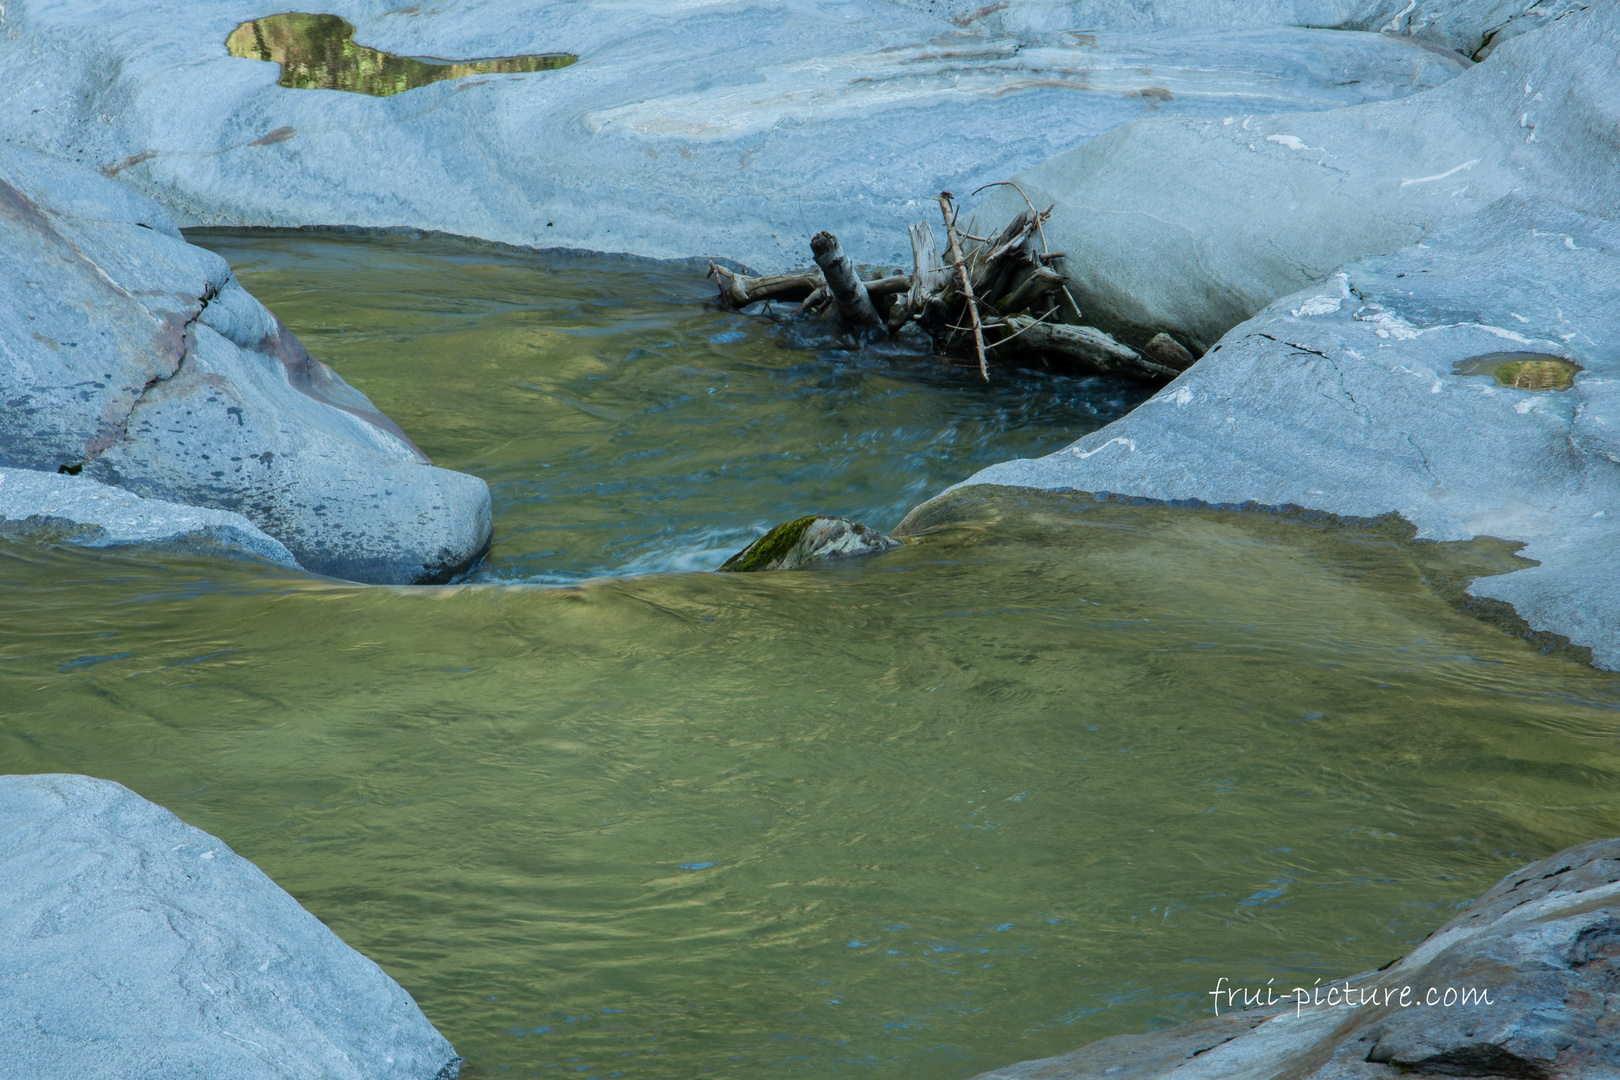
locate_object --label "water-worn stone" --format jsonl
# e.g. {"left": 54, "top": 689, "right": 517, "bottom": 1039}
{"left": 973, "top": 2, "right": 1599, "bottom": 353}
{"left": 0, "top": 144, "right": 492, "bottom": 583}
{"left": 0, "top": 0, "right": 1476, "bottom": 272}
{"left": 0, "top": 465, "right": 300, "bottom": 567}
{"left": 0, "top": 773, "right": 461, "bottom": 1080}
{"left": 923, "top": 193, "right": 1620, "bottom": 668}
{"left": 968, "top": 835, "right": 1620, "bottom": 1079}
{"left": 719, "top": 515, "right": 899, "bottom": 572}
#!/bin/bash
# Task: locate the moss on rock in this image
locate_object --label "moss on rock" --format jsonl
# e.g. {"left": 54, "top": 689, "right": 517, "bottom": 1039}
{"left": 718, "top": 515, "right": 819, "bottom": 572}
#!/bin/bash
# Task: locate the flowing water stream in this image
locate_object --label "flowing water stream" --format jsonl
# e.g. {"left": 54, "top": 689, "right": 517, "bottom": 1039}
{"left": 3, "top": 231, "right": 1618, "bottom": 1079}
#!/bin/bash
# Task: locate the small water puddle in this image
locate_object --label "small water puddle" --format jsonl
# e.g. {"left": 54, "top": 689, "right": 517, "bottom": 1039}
{"left": 226, "top": 12, "right": 575, "bottom": 97}
{"left": 1453, "top": 351, "right": 1581, "bottom": 391}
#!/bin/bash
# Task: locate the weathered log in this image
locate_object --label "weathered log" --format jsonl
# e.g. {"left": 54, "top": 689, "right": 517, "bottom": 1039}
{"left": 1143, "top": 332, "right": 1197, "bottom": 371}
{"left": 810, "top": 231, "right": 883, "bottom": 331}
{"left": 938, "top": 194, "right": 989, "bottom": 381}
{"left": 999, "top": 266, "right": 1065, "bottom": 315}
{"left": 863, "top": 275, "right": 912, "bottom": 300}
{"left": 707, "top": 262, "right": 824, "bottom": 309}
{"left": 1003, "top": 316, "right": 1179, "bottom": 381}
{"left": 908, "top": 222, "right": 948, "bottom": 308}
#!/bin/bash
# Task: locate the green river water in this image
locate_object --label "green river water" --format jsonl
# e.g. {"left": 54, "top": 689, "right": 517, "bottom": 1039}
{"left": 3, "top": 231, "right": 1618, "bottom": 1079}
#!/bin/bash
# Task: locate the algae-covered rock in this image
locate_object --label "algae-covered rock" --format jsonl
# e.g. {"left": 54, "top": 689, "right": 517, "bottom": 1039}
{"left": 718, "top": 516, "right": 899, "bottom": 572}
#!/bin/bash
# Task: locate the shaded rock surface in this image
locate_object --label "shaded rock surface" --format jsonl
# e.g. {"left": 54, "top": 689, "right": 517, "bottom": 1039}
{"left": 975, "top": 2, "right": 1599, "bottom": 353}
{"left": 928, "top": 193, "right": 1620, "bottom": 668}
{"left": 0, "top": 773, "right": 460, "bottom": 1080}
{"left": 719, "top": 515, "right": 899, "bottom": 572}
{"left": 0, "top": 465, "right": 299, "bottom": 567}
{"left": 969, "top": 835, "right": 1620, "bottom": 1079}
{"left": 0, "top": 0, "right": 1477, "bottom": 271}
{"left": 0, "top": 144, "right": 492, "bottom": 583}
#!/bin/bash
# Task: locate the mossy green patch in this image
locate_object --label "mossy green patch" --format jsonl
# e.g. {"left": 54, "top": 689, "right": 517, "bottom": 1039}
{"left": 718, "top": 515, "right": 818, "bottom": 572}
{"left": 1453, "top": 352, "right": 1580, "bottom": 391}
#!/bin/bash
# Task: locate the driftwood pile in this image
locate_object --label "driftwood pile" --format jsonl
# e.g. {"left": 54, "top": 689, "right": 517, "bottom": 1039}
{"left": 707, "top": 187, "right": 1196, "bottom": 383}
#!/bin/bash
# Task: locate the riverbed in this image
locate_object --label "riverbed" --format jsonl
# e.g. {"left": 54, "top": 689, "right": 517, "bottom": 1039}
{"left": 2, "top": 232, "right": 1616, "bottom": 1080}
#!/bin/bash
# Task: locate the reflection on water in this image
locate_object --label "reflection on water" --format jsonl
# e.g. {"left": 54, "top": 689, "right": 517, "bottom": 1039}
{"left": 226, "top": 13, "right": 575, "bottom": 97}
{"left": 7, "top": 233, "right": 1618, "bottom": 1080}
{"left": 2, "top": 494, "right": 1617, "bottom": 1080}
{"left": 188, "top": 229, "right": 1154, "bottom": 582}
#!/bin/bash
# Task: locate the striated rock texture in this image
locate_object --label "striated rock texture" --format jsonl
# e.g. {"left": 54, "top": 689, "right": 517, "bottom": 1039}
{"left": 0, "top": 773, "right": 461, "bottom": 1080}
{"left": 969, "top": 836, "right": 1620, "bottom": 1080}
{"left": 972, "top": 2, "right": 1599, "bottom": 354}
{"left": 0, "top": 0, "right": 1478, "bottom": 272}
{"left": 930, "top": 5, "right": 1620, "bottom": 669}
{"left": 719, "top": 515, "right": 899, "bottom": 572}
{"left": 0, "top": 144, "right": 492, "bottom": 583}
{"left": 0, "top": 465, "right": 300, "bottom": 567}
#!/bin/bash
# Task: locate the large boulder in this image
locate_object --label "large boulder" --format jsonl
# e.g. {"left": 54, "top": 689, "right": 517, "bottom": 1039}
{"left": 920, "top": 193, "right": 1620, "bottom": 667}
{"left": 0, "top": 773, "right": 461, "bottom": 1080}
{"left": 974, "top": 1, "right": 1603, "bottom": 352}
{"left": 0, "top": 0, "right": 1477, "bottom": 271}
{"left": 969, "top": 834, "right": 1620, "bottom": 1079}
{"left": 0, "top": 145, "right": 492, "bottom": 583}
{"left": 914, "top": 3, "right": 1620, "bottom": 668}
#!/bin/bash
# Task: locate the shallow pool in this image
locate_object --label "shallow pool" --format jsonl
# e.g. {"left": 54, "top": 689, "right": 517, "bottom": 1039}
{"left": 2, "top": 232, "right": 1616, "bottom": 1080}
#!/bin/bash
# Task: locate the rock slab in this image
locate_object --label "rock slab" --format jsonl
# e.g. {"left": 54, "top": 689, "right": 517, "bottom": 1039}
{"left": 0, "top": 774, "right": 461, "bottom": 1079}
{"left": 0, "top": 465, "right": 300, "bottom": 567}
{"left": 0, "top": 144, "right": 492, "bottom": 583}
{"left": 0, "top": 0, "right": 1478, "bottom": 272}
{"left": 970, "top": 835, "right": 1620, "bottom": 1079}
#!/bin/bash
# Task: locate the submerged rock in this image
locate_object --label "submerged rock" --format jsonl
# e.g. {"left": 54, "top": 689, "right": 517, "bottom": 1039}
{"left": 969, "top": 834, "right": 1620, "bottom": 1079}
{"left": 0, "top": 145, "right": 492, "bottom": 583}
{"left": 0, "top": 773, "right": 461, "bottom": 1080}
{"left": 719, "top": 515, "right": 899, "bottom": 572}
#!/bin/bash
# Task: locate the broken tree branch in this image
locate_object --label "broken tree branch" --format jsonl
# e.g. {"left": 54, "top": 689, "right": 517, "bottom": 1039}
{"left": 1002, "top": 316, "right": 1179, "bottom": 380}
{"left": 810, "top": 231, "right": 884, "bottom": 331}
{"left": 938, "top": 193, "right": 988, "bottom": 382}
{"left": 707, "top": 262, "right": 824, "bottom": 309}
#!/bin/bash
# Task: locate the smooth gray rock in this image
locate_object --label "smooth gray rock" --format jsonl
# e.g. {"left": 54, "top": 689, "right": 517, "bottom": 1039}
{"left": 0, "top": 0, "right": 1473, "bottom": 272}
{"left": 893, "top": 0, "right": 1566, "bottom": 57}
{"left": 924, "top": 195, "right": 1620, "bottom": 667}
{"left": 0, "top": 144, "right": 492, "bottom": 583}
{"left": 969, "top": 835, "right": 1620, "bottom": 1079}
{"left": 0, "top": 465, "right": 300, "bottom": 567}
{"left": 0, "top": 773, "right": 460, "bottom": 1080}
{"left": 719, "top": 515, "right": 900, "bottom": 571}
{"left": 973, "top": 2, "right": 1602, "bottom": 352}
